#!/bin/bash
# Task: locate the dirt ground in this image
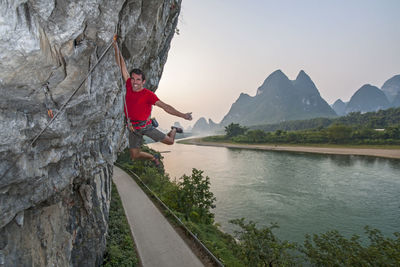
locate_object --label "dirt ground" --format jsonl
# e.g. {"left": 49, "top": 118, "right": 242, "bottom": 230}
{"left": 183, "top": 138, "right": 400, "bottom": 160}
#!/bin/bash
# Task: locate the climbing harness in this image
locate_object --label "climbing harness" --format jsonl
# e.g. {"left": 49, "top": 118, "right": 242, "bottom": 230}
{"left": 1, "top": 35, "right": 116, "bottom": 181}
{"left": 129, "top": 116, "right": 158, "bottom": 129}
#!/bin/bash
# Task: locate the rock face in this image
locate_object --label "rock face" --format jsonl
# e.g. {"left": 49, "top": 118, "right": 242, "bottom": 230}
{"left": 220, "top": 70, "right": 336, "bottom": 126}
{"left": 0, "top": 0, "right": 181, "bottom": 266}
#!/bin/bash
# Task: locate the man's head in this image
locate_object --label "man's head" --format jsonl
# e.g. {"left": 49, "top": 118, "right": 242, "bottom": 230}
{"left": 129, "top": 68, "right": 146, "bottom": 91}
{"left": 130, "top": 68, "right": 146, "bottom": 80}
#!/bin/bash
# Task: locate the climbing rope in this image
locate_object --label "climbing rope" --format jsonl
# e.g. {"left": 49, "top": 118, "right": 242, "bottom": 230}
{"left": 30, "top": 38, "right": 115, "bottom": 146}
{"left": 1, "top": 36, "right": 116, "bottom": 181}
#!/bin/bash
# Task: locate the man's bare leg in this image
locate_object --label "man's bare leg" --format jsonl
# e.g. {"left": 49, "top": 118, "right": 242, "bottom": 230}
{"left": 130, "top": 148, "right": 157, "bottom": 162}
{"left": 161, "top": 127, "right": 179, "bottom": 145}
{"left": 129, "top": 126, "right": 182, "bottom": 164}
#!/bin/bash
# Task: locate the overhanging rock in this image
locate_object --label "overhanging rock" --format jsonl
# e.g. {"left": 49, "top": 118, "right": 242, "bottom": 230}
{"left": 0, "top": 0, "right": 181, "bottom": 265}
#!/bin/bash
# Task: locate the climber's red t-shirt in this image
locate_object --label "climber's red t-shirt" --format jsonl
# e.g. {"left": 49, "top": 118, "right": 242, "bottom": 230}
{"left": 125, "top": 78, "right": 159, "bottom": 128}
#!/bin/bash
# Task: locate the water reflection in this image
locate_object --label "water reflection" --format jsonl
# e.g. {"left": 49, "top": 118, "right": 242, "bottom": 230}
{"left": 326, "top": 154, "right": 357, "bottom": 167}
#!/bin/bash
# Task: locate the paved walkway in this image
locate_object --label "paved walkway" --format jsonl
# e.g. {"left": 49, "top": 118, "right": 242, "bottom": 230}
{"left": 113, "top": 166, "right": 204, "bottom": 267}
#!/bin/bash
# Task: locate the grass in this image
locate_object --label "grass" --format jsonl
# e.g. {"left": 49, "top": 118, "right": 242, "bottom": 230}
{"left": 102, "top": 182, "right": 139, "bottom": 267}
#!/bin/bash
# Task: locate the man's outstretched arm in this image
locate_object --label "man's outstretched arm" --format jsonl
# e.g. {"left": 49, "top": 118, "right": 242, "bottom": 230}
{"left": 113, "top": 35, "right": 130, "bottom": 82}
{"left": 155, "top": 100, "right": 192, "bottom": 120}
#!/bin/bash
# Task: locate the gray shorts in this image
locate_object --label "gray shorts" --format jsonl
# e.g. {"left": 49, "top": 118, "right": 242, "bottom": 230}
{"left": 128, "top": 125, "right": 166, "bottom": 148}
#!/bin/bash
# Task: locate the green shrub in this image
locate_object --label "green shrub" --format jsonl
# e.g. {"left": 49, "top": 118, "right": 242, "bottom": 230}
{"left": 103, "top": 182, "right": 138, "bottom": 267}
{"left": 230, "top": 218, "right": 297, "bottom": 266}
{"left": 225, "top": 123, "right": 248, "bottom": 138}
{"left": 176, "top": 168, "right": 216, "bottom": 223}
{"left": 301, "top": 227, "right": 400, "bottom": 266}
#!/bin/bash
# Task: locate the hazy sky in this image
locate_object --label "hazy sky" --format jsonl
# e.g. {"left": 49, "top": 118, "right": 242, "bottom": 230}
{"left": 153, "top": 0, "right": 400, "bottom": 129}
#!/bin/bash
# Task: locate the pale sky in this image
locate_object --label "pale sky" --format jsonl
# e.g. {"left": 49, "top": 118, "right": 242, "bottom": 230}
{"left": 153, "top": 0, "right": 400, "bottom": 130}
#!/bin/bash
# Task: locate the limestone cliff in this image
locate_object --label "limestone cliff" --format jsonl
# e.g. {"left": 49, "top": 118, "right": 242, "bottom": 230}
{"left": 0, "top": 0, "right": 181, "bottom": 266}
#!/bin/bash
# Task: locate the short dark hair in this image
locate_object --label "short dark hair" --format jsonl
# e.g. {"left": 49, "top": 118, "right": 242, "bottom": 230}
{"left": 130, "top": 68, "right": 146, "bottom": 80}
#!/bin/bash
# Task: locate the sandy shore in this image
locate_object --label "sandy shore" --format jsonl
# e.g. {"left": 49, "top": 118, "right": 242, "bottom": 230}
{"left": 181, "top": 138, "right": 400, "bottom": 160}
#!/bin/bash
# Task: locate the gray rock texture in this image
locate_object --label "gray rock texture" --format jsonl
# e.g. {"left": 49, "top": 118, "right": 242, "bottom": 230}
{"left": 0, "top": 0, "right": 181, "bottom": 266}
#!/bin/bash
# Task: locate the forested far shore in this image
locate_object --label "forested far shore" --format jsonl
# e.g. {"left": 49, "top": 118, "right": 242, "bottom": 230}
{"left": 249, "top": 107, "right": 400, "bottom": 132}
{"left": 210, "top": 108, "right": 400, "bottom": 146}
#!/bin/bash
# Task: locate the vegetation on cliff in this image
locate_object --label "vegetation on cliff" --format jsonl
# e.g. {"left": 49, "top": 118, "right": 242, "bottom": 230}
{"left": 103, "top": 183, "right": 139, "bottom": 266}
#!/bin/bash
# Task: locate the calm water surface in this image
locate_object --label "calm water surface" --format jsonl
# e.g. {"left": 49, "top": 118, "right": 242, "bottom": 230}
{"left": 149, "top": 142, "right": 400, "bottom": 243}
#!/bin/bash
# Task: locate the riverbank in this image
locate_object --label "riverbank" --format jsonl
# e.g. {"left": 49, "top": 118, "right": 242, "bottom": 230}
{"left": 179, "top": 138, "right": 400, "bottom": 159}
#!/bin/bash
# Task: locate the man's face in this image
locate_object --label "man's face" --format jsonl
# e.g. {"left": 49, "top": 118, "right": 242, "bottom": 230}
{"left": 131, "top": 73, "right": 145, "bottom": 91}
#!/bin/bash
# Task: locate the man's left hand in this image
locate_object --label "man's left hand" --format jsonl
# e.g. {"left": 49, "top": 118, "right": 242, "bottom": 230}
{"left": 184, "top": 112, "right": 192, "bottom": 120}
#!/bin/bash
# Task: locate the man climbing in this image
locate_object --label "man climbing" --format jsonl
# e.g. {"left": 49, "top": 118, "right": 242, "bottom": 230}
{"left": 113, "top": 36, "right": 192, "bottom": 165}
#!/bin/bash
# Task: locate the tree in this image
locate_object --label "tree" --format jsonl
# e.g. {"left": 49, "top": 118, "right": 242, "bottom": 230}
{"left": 327, "top": 124, "right": 352, "bottom": 143}
{"left": 225, "top": 123, "right": 247, "bottom": 138}
{"left": 177, "top": 168, "right": 216, "bottom": 223}
{"left": 301, "top": 227, "right": 400, "bottom": 266}
{"left": 230, "top": 218, "right": 297, "bottom": 266}
{"left": 246, "top": 130, "right": 267, "bottom": 143}
{"left": 275, "top": 129, "right": 283, "bottom": 136}
{"left": 385, "top": 125, "right": 400, "bottom": 139}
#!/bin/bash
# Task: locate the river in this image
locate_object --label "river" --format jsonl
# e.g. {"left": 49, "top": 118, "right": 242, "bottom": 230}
{"left": 148, "top": 142, "right": 400, "bottom": 243}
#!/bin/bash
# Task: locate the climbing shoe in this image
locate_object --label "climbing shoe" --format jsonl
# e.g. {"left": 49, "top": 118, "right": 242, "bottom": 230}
{"left": 171, "top": 126, "right": 183, "bottom": 133}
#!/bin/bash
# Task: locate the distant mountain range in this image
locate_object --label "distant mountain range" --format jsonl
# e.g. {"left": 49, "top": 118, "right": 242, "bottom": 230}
{"left": 191, "top": 71, "right": 400, "bottom": 133}
{"left": 331, "top": 99, "right": 347, "bottom": 116}
{"left": 191, "top": 117, "right": 221, "bottom": 134}
{"left": 382, "top": 75, "right": 400, "bottom": 102}
{"left": 331, "top": 74, "right": 400, "bottom": 116}
{"left": 220, "top": 70, "right": 336, "bottom": 127}
{"left": 192, "top": 70, "right": 335, "bottom": 133}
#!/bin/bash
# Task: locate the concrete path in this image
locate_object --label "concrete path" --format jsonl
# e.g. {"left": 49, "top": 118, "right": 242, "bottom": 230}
{"left": 112, "top": 166, "right": 204, "bottom": 267}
